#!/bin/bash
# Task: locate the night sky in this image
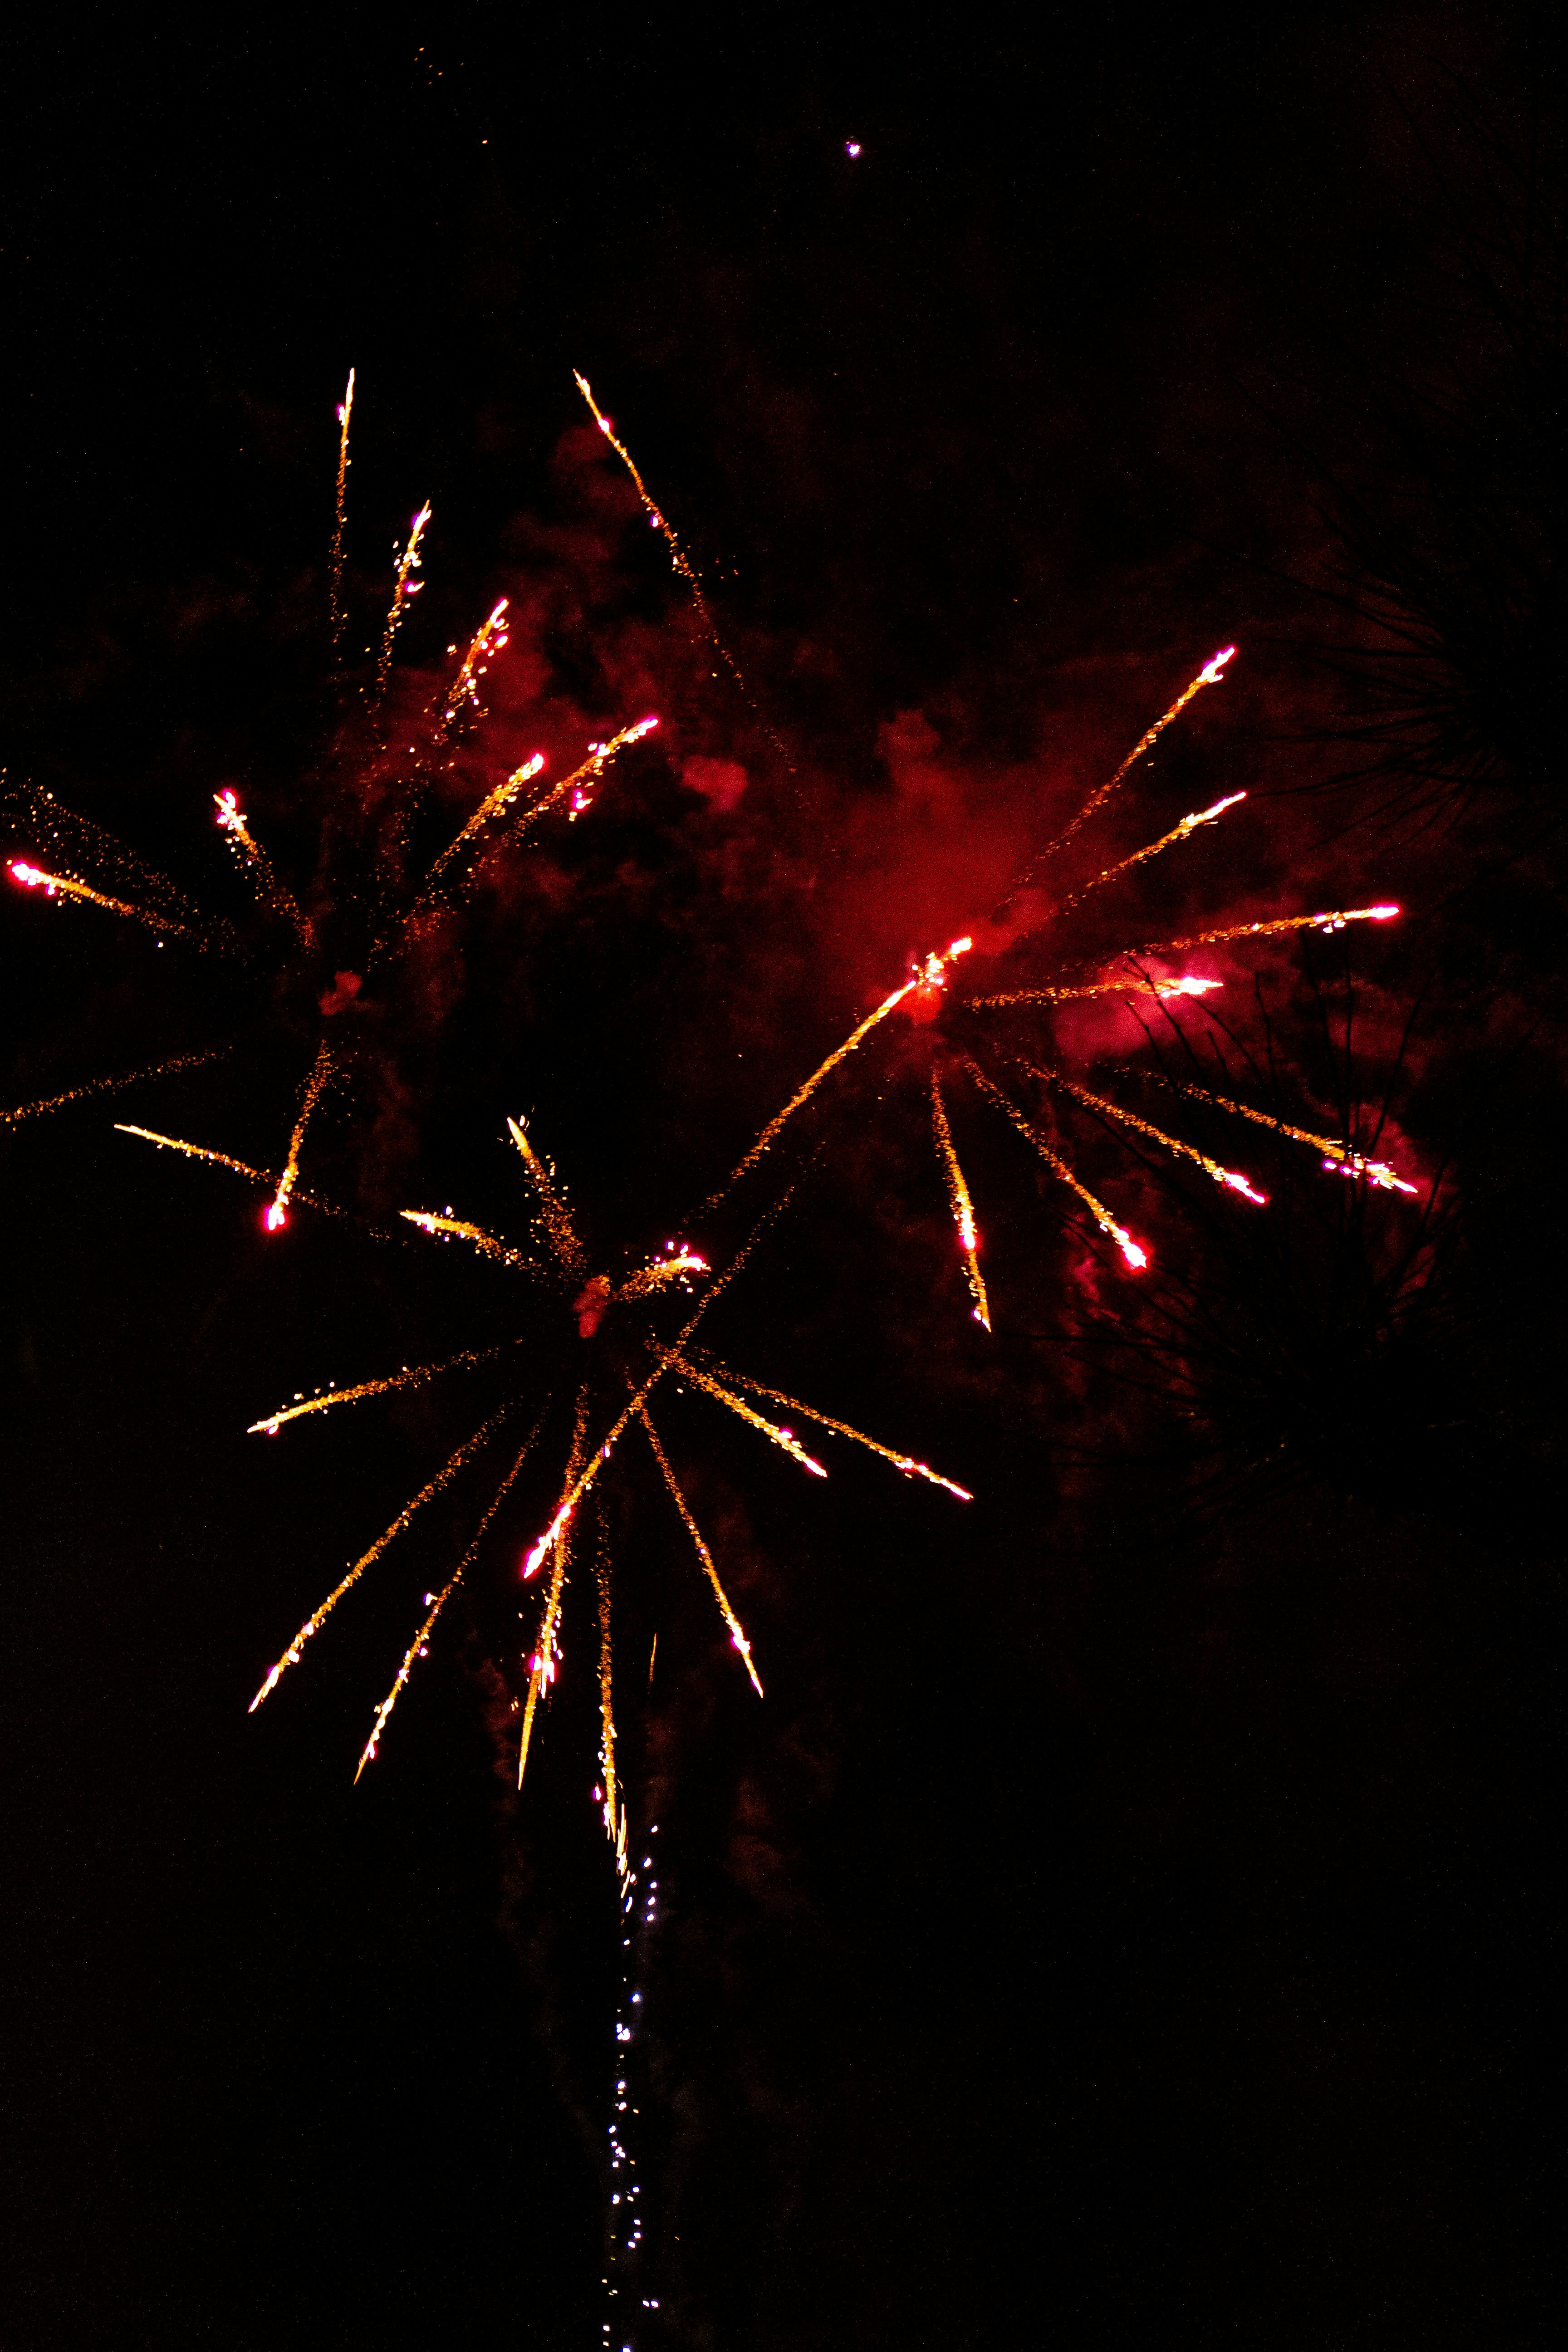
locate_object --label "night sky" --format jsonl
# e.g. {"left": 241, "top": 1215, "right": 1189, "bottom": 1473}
{"left": 1, "top": 14, "right": 1559, "bottom": 2349}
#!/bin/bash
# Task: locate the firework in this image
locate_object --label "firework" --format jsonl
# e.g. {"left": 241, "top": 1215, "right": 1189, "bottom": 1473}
{"left": 8, "top": 381, "right": 661, "bottom": 1215}
{"left": 329, "top": 367, "right": 354, "bottom": 646}
{"left": 239, "top": 1113, "right": 969, "bottom": 1837}
{"left": 695, "top": 651, "right": 1411, "bottom": 1327}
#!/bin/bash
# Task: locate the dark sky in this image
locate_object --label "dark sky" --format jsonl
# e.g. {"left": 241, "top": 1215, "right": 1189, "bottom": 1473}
{"left": 1, "top": 14, "right": 1559, "bottom": 2350}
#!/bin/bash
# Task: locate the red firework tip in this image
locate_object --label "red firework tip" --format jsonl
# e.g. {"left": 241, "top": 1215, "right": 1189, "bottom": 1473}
{"left": 10, "top": 860, "right": 47, "bottom": 888}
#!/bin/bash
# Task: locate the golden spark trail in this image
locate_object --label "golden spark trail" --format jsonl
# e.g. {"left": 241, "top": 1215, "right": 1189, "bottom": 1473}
{"left": 637, "top": 1404, "right": 763, "bottom": 1695}
{"left": 7, "top": 785, "right": 221, "bottom": 940}
{"left": 405, "top": 720, "right": 657, "bottom": 926}
{"left": 330, "top": 368, "right": 354, "bottom": 647}
{"left": 8, "top": 860, "right": 209, "bottom": 946}
{"left": 1035, "top": 793, "right": 1248, "bottom": 931}
{"left": 265, "top": 1041, "right": 334, "bottom": 1231}
{"left": 1105, "top": 905, "right": 1401, "bottom": 966}
{"left": 931, "top": 1068, "right": 991, "bottom": 1328}
{"left": 1022, "top": 1059, "right": 1267, "bottom": 1202}
{"left": 970, "top": 974, "right": 1224, "bottom": 1009}
{"left": 995, "top": 646, "right": 1235, "bottom": 913}
{"left": 356, "top": 1407, "right": 548, "bottom": 1779}
{"left": 250, "top": 1399, "right": 520, "bottom": 1711}
{"left": 117, "top": 1123, "right": 327, "bottom": 1207}
{"left": 614, "top": 1248, "right": 708, "bottom": 1303}
{"left": 657, "top": 1353, "right": 827, "bottom": 1477}
{"left": 678, "top": 1353, "right": 973, "bottom": 1501}
{"left": 2, "top": 1045, "right": 230, "bottom": 1128}
{"left": 573, "top": 371, "right": 790, "bottom": 765}
{"left": 506, "top": 1115, "right": 588, "bottom": 1275}
{"left": 246, "top": 1338, "right": 523, "bottom": 1436}
{"left": 593, "top": 1509, "right": 627, "bottom": 1866}
{"left": 400, "top": 1208, "right": 548, "bottom": 1277}
{"left": 375, "top": 501, "right": 430, "bottom": 705}
{"left": 1131, "top": 1071, "right": 1419, "bottom": 1193}
{"left": 213, "top": 793, "right": 314, "bottom": 947}
{"left": 519, "top": 1391, "right": 591, "bottom": 1788}
{"left": 511, "top": 1188, "right": 799, "bottom": 1586}
{"left": 439, "top": 598, "right": 510, "bottom": 736}
{"left": 965, "top": 1061, "right": 1149, "bottom": 1270}
{"left": 702, "top": 937, "right": 974, "bottom": 1213}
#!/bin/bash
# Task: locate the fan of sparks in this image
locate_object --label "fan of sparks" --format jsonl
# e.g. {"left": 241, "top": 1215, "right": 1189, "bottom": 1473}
{"left": 4, "top": 371, "right": 658, "bottom": 1229}
{"left": 238, "top": 1112, "right": 970, "bottom": 1867}
{"left": 696, "top": 644, "right": 1416, "bottom": 1333}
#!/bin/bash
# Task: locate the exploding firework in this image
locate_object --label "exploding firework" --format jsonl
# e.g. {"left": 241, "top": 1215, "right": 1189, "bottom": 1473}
{"left": 229, "top": 1111, "right": 970, "bottom": 1857}
{"left": 4, "top": 376, "right": 660, "bottom": 1220}
{"left": 696, "top": 648, "right": 1417, "bottom": 1319}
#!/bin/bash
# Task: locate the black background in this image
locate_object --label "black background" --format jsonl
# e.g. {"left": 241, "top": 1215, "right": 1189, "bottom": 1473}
{"left": 1, "top": 12, "right": 1558, "bottom": 2348}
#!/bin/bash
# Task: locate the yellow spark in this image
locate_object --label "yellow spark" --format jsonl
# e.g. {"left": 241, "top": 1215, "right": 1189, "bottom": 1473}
{"left": 678, "top": 1352, "right": 973, "bottom": 1501}
{"left": 510, "top": 1188, "right": 799, "bottom": 1589}
{"left": 250, "top": 1399, "right": 520, "bottom": 1711}
{"left": 637, "top": 1404, "right": 763, "bottom": 1695}
{"left": 1022, "top": 1059, "right": 1267, "bottom": 1202}
{"left": 657, "top": 1352, "right": 828, "bottom": 1477}
{"left": 213, "top": 792, "right": 315, "bottom": 948}
{"left": 1112, "top": 904, "right": 1401, "bottom": 963}
{"left": 505, "top": 1115, "right": 588, "bottom": 1276}
{"left": 704, "top": 936, "right": 974, "bottom": 1212}
{"left": 931, "top": 1068, "right": 991, "bottom": 1328}
{"left": 970, "top": 974, "right": 1223, "bottom": 1009}
{"left": 8, "top": 859, "right": 208, "bottom": 947}
{"left": 593, "top": 1508, "right": 626, "bottom": 1862}
{"left": 519, "top": 1391, "right": 591, "bottom": 1788}
{"left": 1135, "top": 1071, "right": 1419, "bottom": 1194}
{"left": 245, "top": 1338, "right": 522, "bottom": 1436}
{"left": 375, "top": 500, "right": 431, "bottom": 705}
{"left": 995, "top": 644, "right": 1235, "bottom": 911}
{"left": 330, "top": 367, "right": 354, "bottom": 647}
{"left": 2, "top": 1045, "right": 230, "bottom": 1129}
{"left": 356, "top": 1410, "right": 546, "bottom": 1779}
{"left": 613, "top": 1247, "right": 709, "bottom": 1303}
{"left": 573, "top": 371, "right": 789, "bottom": 764}
{"left": 1038, "top": 793, "right": 1248, "bottom": 931}
{"left": 400, "top": 1208, "right": 547, "bottom": 1277}
{"left": 406, "top": 718, "right": 657, "bottom": 925}
{"left": 965, "top": 1060, "right": 1149, "bottom": 1270}
{"left": 265, "top": 1041, "right": 334, "bottom": 1231}
{"left": 438, "top": 598, "right": 510, "bottom": 736}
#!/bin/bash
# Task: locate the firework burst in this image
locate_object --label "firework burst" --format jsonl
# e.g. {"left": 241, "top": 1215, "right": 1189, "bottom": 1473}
{"left": 236, "top": 1111, "right": 970, "bottom": 1861}
{"left": 697, "top": 648, "right": 1417, "bottom": 1323}
{"left": 4, "top": 377, "right": 660, "bottom": 1220}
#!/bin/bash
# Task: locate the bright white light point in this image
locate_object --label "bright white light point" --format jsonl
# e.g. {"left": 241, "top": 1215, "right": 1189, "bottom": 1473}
{"left": 846, "top": 140, "right": 862, "bottom": 157}
{"left": 1370, "top": 904, "right": 1400, "bottom": 919}
{"left": 264, "top": 1203, "right": 287, "bottom": 1232}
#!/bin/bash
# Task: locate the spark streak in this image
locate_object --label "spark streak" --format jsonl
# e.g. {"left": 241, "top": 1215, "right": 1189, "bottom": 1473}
{"left": 250, "top": 1400, "right": 520, "bottom": 1710}
{"left": 439, "top": 598, "right": 510, "bottom": 736}
{"left": 400, "top": 1208, "right": 548, "bottom": 1277}
{"left": 2, "top": 1045, "right": 230, "bottom": 1129}
{"left": 637, "top": 1405, "right": 763, "bottom": 1695}
{"left": 995, "top": 645, "right": 1235, "bottom": 912}
{"left": 356, "top": 1409, "right": 547, "bottom": 1779}
{"left": 246, "top": 1338, "right": 522, "bottom": 1436}
{"left": 657, "top": 1354, "right": 828, "bottom": 1477}
{"left": 519, "top": 1392, "right": 591, "bottom": 1787}
{"left": 1037, "top": 793, "right": 1248, "bottom": 931}
{"left": 330, "top": 368, "right": 354, "bottom": 647}
{"left": 506, "top": 1115, "right": 588, "bottom": 1275}
{"left": 8, "top": 860, "right": 206, "bottom": 946}
{"left": 970, "top": 973, "right": 1222, "bottom": 1009}
{"left": 573, "top": 371, "right": 787, "bottom": 762}
{"left": 1023, "top": 1060, "right": 1267, "bottom": 1202}
{"left": 375, "top": 502, "right": 431, "bottom": 706}
{"left": 704, "top": 937, "right": 974, "bottom": 1211}
{"left": 1109, "top": 905, "right": 1401, "bottom": 963}
{"left": 679, "top": 1354, "right": 973, "bottom": 1501}
{"left": 931, "top": 1068, "right": 991, "bottom": 1327}
{"left": 593, "top": 1509, "right": 627, "bottom": 1864}
{"left": 1132, "top": 1071, "right": 1419, "bottom": 1193}
{"left": 213, "top": 792, "right": 314, "bottom": 947}
{"left": 966, "top": 1061, "right": 1149, "bottom": 1270}
{"left": 265, "top": 1041, "right": 334, "bottom": 1231}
